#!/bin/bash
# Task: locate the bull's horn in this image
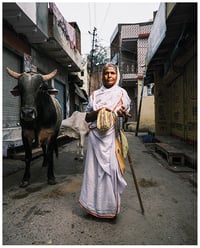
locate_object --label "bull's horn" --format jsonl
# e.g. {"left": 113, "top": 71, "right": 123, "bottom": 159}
{"left": 6, "top": 67, "right": 22, "bottom": 79}
{"left": 42, "top": 69, "right": 57, "bottom": 81}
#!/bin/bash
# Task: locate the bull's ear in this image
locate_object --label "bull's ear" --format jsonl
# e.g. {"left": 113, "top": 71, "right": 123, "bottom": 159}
{"left": 40, "top": 82, "right": 48, "bottom": 91}
{"left": 10, "top": 85, "right": 20, "bottom": 96}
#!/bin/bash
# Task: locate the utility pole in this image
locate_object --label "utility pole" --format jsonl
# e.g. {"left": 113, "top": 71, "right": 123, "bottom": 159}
{"left": 135, "top": 76, "right": 144, "bottom": 136}
{"left": 135, "top": 66, "right": 146, "bottom": 136}
{"left": 88, "top": 27, "right": 97, "bottom": 96}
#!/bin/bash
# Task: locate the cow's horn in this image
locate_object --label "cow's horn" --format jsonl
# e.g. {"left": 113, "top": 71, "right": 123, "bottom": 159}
{"left": 6, "top": 67, "right": 22, "bottom": 79}
{"left": 42, "top": 69, "right": 57, "bottom": 81}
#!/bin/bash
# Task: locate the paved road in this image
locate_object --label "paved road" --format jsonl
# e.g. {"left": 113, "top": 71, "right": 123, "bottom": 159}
{"left": 3, "top": 133, "right": 197, "bottom": 245}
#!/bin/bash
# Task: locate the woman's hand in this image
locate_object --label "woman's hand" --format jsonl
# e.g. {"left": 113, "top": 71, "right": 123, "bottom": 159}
{"left": 85, "top": 110, "right": 98, "bottom": 122}
{"left": 117, "top": 106, "right": 131, "bottom": 117}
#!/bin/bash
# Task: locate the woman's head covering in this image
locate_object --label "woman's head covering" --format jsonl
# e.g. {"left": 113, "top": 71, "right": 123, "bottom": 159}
{"left": 102, "top": 63, "right": 120, "bottom": 86}
{"left": 88, "top": 62, "right": 131, "bottom": 113}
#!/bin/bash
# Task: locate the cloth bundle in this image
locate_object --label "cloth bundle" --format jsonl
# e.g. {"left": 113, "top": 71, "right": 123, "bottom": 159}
{"left": 97, "top": 108, "right": 115, "bottom": 132}
{"left": 120, "top": 129, "right": 129, "bottom": 159}
{"left": 115, "top": 130, "right": 129, "bottom": 175}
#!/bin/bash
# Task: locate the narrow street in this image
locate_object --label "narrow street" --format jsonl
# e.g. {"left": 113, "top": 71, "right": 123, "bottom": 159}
{"left": 3, "top": 133, "right": 197, "bottom": 245}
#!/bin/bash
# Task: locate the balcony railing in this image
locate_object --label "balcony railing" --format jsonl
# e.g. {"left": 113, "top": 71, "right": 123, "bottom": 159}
{"left": 49, "top": 3, "right": 77, "bottom": 49}
{"left": 121, "top": 63, "right": 137, "bottom": 74}
{"left": 38, "top": 3, "right": 82, "bottom": 71}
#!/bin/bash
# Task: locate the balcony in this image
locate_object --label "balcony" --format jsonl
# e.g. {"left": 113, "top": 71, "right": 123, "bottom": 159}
{"left": 3, "top": 3, "right": 48, "bottom": 43}
{"left": 35, "top": 3, "right": 82, "bottom": 72}
{"left": 3, "top": 2, "right": 82, "bottom": 72}
{"left": 121, "top": 62, "right": 138, "bottom": 81}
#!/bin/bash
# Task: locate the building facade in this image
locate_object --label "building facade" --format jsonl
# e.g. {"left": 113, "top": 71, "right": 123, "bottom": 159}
{"left": 145, "top": 3, "right": 197, "bottom": 144}
{"left": 110, "top": 21, "right": 155, "bottom": 131}
{"left": 3, "top": 2, "right": 84, "bottom": 156}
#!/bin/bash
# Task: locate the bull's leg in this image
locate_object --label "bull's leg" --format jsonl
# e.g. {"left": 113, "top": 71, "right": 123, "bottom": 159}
{"left": 41, "top": 143, "right": 48, "bottom": 167}
{"left": 46, "top": 142, "right": 56, "bottom": 185}
{"left": 74, "top": 140, "right": 80, "bottom": 160}
{"left": 20, "top": 137, "right": 32, "bottom": 188}
{"left": 79, "top": 133, "right": 85, "bottom": 161}
{"left": 77, "top": 140, "right": 80, "bottom": 157}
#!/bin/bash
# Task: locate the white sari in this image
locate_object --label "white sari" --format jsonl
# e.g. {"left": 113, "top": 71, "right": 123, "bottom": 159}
{"left": 79, "top": 83, "right": 131, "bottom": 218}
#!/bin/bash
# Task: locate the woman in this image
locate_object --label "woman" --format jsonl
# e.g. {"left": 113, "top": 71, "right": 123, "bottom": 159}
{"left": 79, "top": 63, "right": 131, "bottom": 219}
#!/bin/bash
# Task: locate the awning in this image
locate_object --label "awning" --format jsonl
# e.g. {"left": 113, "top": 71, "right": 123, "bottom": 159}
{"left": 145, "top": 3, "right": 196, "bottom": 84}
{"left": 74, "top": 83, "right": 87, "bottom": 101}
{"left": 146, "top": 3, "right": 166, "bottom": 66}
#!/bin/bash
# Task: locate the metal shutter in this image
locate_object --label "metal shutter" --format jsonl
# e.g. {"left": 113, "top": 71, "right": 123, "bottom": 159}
{"left": 3, "top": 47, "right": 22, "bottom": 128}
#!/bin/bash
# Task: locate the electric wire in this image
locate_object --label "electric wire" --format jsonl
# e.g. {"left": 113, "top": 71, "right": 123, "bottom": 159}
{"left": 88, "top": 3, "right": 92, "bottom": 43}
{"left": 88, "top": 4, "right": 149, "bottom": 62}
{"left": 99, "top": 3, "right": 111, "bottom": 36}
{"left": 98, "top": 36, "right": 147, "bottom": 56}
{"left": 94, "top": 2, "right": 97, "bottom": 29}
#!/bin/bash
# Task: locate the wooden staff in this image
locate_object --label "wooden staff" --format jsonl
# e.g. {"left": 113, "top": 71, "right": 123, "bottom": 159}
{"left": 127, "top": 150, "right": 144, "bottom": 215}
{"left": 118, "top": 115, "right": 144, "bottom": 215}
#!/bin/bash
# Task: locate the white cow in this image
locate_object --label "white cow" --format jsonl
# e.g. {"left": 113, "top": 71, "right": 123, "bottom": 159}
{"left": 61, "top": 111, "right": 89, "bottom": 160}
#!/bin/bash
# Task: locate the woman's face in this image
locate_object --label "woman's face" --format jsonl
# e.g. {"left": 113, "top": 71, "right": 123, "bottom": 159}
{"left": 102, "top": 66, "right": 117, "bottom": 88}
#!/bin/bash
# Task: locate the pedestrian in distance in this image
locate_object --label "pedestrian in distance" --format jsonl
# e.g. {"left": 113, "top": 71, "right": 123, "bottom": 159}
{"left": 79, "top": 62, "right": 131, "bottom": 219}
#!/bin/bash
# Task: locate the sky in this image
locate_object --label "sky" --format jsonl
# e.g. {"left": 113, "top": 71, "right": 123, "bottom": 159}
{"left": 56, "top": 2, "right": 160, "bottom": 55}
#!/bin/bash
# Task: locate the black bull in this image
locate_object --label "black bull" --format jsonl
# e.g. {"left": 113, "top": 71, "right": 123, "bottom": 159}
{"left": 6, "top": 67, "right": 62, "bottom": 187}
